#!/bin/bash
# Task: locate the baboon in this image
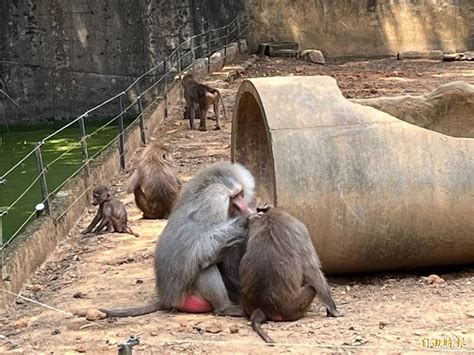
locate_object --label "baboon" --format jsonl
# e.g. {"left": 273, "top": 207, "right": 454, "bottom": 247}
{"left": 99, "top": 162, "right": 255, "bottom": 317}
{"left": 182, "top": 105, "right": 218, "bottom": 121}
{"left": 128, "top": 142, "right": 181, "bottom": 219}
{"left": 182, "top": 73, "right": 226, "bottom": 131}
{"left": 82, "top": 186, "right": 139, "bottom": 237}
{"left": 240, "top": 203, "right": 340, "bottom": 343}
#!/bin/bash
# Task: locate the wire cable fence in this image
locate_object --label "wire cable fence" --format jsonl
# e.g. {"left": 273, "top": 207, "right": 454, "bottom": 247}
{"left": 0, "top": 15, "right": 251, "bottom": 251}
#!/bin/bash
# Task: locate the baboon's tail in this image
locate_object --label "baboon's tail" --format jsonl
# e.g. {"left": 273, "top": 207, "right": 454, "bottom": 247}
{"left": 217, "top": 91, "right": 227, "bottom": 120}
{"left": 313, "top": 269, "right": 341, "bottom": 318}
{"left": 126, "top": 225, "right": 140, "bottom": 238}
{"left": 250, "top": 308, "right": 275, "bottom": 344}
{"left": 99, "top": 301, "right": 161, "bottom": 318}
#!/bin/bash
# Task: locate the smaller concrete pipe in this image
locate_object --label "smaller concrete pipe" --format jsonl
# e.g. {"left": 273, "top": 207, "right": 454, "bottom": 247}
{"left": 231, "top": 76, "right": 474, "bottom": 273}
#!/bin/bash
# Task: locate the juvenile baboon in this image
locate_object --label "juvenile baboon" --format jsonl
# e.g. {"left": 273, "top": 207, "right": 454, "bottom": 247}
{"left": 182, "top": 73, "right": 226, "bottom": 131}
{"left": 82, "top": 186, "right": 139, "bottom": 237}
{"left": 240, "top": 204, "right": 340, "bottom": 343}
{"left": 128, "top": 142, "right": 181, "bottom": 219}
{"left": 99, "top": 162, "right": 255, "bottom": 317}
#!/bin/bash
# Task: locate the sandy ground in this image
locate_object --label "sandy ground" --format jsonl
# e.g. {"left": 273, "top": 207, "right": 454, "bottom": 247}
{"left": 1, "top": 56, "right": 473, "bottom": 354}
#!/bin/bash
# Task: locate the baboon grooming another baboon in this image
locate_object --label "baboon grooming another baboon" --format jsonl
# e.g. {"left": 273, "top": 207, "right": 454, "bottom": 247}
{"left": 99, "top": 162, "right": 255, "bottom": 317}
{"left": 82, "top": 186, "right": 139, "bottom": 237}
{"left": 128, "top": 142, "right": 181, "bottom": 219}
{"left": 182, "top": 73, "right": 226, "bottom": 131}
{"left": 240, "top": 204, "right": 340, "bottom": 343}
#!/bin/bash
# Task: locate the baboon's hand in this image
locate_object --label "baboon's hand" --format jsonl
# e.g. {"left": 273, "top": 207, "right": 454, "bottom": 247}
{"left": 256, "top": 201, "right": 272, "bottom": 213}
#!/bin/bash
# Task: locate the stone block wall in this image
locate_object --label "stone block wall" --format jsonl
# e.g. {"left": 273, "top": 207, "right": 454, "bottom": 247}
{"left": 245, "top": 0, "right": 474, "bottom": 57}
{"left": 0, "top": 0, "right": 242, "bottom": 124}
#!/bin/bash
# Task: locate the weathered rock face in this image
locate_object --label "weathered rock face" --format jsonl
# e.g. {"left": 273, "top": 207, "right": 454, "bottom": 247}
{"left": 245, "top": 0, "right": 474, "bottom": 57}
{"left": 352, "top": 81, "right": 474, "bottom": 139}
{"left": 397, "top": 50, "right": 443, "bottom": 60}
{"left": 0, "top": 0, "right": 243, "bottom": 124}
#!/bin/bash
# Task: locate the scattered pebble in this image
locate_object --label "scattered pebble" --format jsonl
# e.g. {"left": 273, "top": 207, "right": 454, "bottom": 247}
{"left": 205, "top": 321, "right": 222, "bottom": 334}
{"left": 85, "top": 309, "right": 107, "bottom": 321}
{"left": 424, "top": 274, "right": 446, "bottom": 286}
{"left": 193, "top": 321, "right": 222, "bottom": 334}
{"left": 30, "top": 284, "right": 43, "bottom": 292}
{"left": 75, "top": 345, "right": 87, "bottom": 353}
{"left": 11, "top": 318, "right": 30, "bottom": 329}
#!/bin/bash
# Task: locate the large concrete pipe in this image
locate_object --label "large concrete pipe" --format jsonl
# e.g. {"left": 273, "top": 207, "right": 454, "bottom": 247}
{"left": 231, "top": 76, "right": 474, "bottom": 273}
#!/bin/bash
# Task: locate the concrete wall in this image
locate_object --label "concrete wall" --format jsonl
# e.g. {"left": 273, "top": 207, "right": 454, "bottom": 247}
{"left": 0, "top": 0, "right": 243, "bottom": 124}
{"left": 245, "top": 0, "right": 474, "bottom": 57}
{"left": 3, "top": 0, "right": 472, "bottom": 124}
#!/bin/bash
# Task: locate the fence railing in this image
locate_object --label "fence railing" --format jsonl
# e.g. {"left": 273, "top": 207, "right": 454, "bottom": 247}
{"left": 0, "top": 15, "right": 251, "bottom": 251}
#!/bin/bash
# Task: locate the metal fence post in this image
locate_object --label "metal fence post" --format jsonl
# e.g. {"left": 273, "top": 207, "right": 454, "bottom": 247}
{"left": 0, "top": 210, "right": 5, "bottom": 247}
{"left": 206, "top": 30, "right": 211, "bottom": 73}
{"left": 35, "top": 142, "right": 51, "bottom": 215}
{"left": 236, "top": 17, "right": 242, "bottom": 54}
{"left": 163, "top": 59, "right": 168, "bottom": 118}
{"left": 224, "top": 26, "right": 228, "bottom": 66}
{"left": 0, "top": 178, "right": 5, "bottom": 248}
{"left": 177, "top": 45, "right": 182, "bottom": 76}
{"left": 0, "top": 209, "right": 5, "bottom": 300}
{"left": 118, "top": 95, "right": 126, "bottom": 170}
{"left": 191, "top": 37, "right": 196, "bottom": 63}
{"left": 136, "top": 82, "right": 146, "bottom": 145}
{"left": 78, "top": 116, "right": 90, "bottom": 176}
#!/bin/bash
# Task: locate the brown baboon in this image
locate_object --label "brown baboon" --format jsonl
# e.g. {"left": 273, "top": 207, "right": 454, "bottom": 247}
{"left": 99, "top": 162, "right": 255, "bottom": 317}
{"left": 182, "top": 73, "right": 226, "bottom": 131}
{"left": 82, "top": 186, "right": 139, "bottom": 237}
{"left": 240, "top": 204, "right": 340, "bottom": 343}
{"left": 128, "top": 142, "right": 181, "bottom": 219}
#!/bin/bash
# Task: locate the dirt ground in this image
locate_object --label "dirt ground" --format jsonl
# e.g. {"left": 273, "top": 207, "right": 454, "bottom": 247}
{"left": 1, "top": 56, "right": 473, "bottom": 354}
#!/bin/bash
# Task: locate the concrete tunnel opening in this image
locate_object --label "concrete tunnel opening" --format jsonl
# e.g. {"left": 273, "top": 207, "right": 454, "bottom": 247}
{"left": 231, "top": 91, "right": 276, "bottom": 206}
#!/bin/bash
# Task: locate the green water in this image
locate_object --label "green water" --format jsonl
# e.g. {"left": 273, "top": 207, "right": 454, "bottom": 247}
{"left": 0, "top": 120, "right": 127, "bottom": 244}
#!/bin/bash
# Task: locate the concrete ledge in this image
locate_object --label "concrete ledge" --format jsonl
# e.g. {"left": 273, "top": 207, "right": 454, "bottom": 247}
{"left": 398, "top": 50, "right": 443, "bottom": 60}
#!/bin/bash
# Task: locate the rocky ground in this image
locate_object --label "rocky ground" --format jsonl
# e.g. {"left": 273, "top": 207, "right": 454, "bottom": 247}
{"left": 1, "top": 55, "right": 473, "bottom": 354}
